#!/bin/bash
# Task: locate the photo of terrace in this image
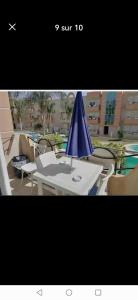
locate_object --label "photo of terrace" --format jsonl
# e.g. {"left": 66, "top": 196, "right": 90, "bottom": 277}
{"left": 1, "top": 90, "right": 138, "bottom": 196}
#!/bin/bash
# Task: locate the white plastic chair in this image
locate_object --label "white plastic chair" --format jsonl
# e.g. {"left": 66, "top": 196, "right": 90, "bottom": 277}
{"left": 88, "top": 147, "right": 116, "bottom": 170}
{"left": 35, "top": 151, "right": 59, "bottom": 195}
{"left": 35, "top": 151, "right": 58, "bottom": 170}
{"left": 21, "top": 162, "right": 37, "bottom": 187}
{"left": 96, "top": 163, "right": 114, "bottom": 195}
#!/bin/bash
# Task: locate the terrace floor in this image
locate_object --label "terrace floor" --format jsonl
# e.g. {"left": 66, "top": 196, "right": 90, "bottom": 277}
{"left": 8, "top": 171, "right": 53, "bottom": 196}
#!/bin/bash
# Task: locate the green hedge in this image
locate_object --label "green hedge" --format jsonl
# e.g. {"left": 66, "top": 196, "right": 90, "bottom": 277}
{"left": 42, "top": 134, "right": 64, "bottom": 149}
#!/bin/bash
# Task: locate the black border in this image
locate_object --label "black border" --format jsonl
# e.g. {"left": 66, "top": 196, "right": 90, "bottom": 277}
{"left": 1, "top": 6, "right": 138, "bottom": 284}
{"left": 0, "top": 195, "right": 138, "bottom": 284}
{"left": 0, "top": 13, "right": 138, "bottom": 89}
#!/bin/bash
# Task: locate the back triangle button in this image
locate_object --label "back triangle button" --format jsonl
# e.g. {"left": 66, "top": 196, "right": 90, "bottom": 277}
{"left": 36, "top": 289, "right": 43, "bottom": 296}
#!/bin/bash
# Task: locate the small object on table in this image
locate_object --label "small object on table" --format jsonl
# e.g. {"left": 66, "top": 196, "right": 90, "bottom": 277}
{"left": 72, "top": 175, "right": 82, "bottom": 182}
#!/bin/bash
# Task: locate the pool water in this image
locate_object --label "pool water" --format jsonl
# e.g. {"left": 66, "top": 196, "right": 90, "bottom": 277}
{"left": 63, "top": 143, "right": 67, "bottom": 150}
{"left": 130, "top": 144, "right": 138, "bottom": 152}
{"left": 28, "top": 132, "right": 41, "bottom": 142}
{"left": 121, "top": 156, "right": 138, "bottom": 175}
{"left": 55, "top": 142, "right": 67, "bottom": 150}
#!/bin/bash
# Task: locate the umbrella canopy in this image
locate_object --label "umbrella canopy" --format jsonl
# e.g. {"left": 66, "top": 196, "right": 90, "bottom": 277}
{"left": 66, "top": 91, "right": 94, "bottom": 159}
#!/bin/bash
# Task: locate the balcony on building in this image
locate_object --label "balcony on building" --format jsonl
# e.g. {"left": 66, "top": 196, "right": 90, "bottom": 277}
{"left": 86, "top": 92, "right": 101, "bottom": 100}
{"left": 126, "top": 96, "right": 138, "bottom": 110}
{"left": 86, "top": 99, "right": 100, "bottom": 112}
{"left": 124, "top": 118, "right": 138, "bottom": 125}
{"left": 88, "top": 115, "right": 100, "bottom": 125}
{"left": 126, "top": 103, "right": 138, "bottom": 110}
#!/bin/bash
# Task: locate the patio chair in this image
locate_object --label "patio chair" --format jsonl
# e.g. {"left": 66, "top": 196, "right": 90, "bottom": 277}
{"left": 21, "top": 162, "right": 37, "bottom": 187}
{"left": 26, "top": 137, "right": 53, "bottom": 156}
{"left": 88, "top": 147, "right": 116, "bottom": 171}
{"left": 96, "top": 163, "right": 114, "bottom": 195}
{"left": 53, "top": 141, "right": 67, "bottom": 159}
{"left": 34, "top": 151, "right": 59, "bottom": 195}
{"left": 88, "top": 163, "right": 114, "bottom": 196}
{"left": 35, "top": 151, "right": 58, "bottom": 169}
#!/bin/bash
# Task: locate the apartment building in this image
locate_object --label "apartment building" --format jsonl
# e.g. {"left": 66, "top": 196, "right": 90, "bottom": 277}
{"left": 85, "top": 91, "right": 138, "bottom": 138}
{"left": 121, "top": 92, "right": 138, "bottom": 138}
{"left": 85, "top": 91, "right": 123, "bottom": 137}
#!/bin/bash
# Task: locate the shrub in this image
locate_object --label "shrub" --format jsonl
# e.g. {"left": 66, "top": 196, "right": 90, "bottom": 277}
{"left": 117, "top": 129, "right": 124, "bottom": 139}
{"left": 93, "top": 139, "right": 125, "bottom": 170}
{"left": 42, "top": 134, "right": 64, "bottom": 149}
{"left": 34, "top": 123, "right": 43, "bottom": 130}
{"left": 93, "top": 138, "right": 104, "bottom": 147}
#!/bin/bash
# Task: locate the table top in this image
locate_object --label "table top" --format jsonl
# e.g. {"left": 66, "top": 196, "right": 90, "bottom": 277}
{"left": 33, "top": 156, "right": 103, "bottom": 195}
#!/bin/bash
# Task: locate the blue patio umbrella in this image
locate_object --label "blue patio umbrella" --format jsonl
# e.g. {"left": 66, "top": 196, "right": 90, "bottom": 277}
{"left": 66, "top": 91, "right": 94, "bottom": 167}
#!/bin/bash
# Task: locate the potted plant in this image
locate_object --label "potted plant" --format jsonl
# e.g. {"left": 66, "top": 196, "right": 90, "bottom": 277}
{"left": 117, "top": 128, "right": 124, "bottom": 139}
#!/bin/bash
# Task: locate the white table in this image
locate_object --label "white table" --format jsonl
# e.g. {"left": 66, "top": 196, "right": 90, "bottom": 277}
{"left": 32, "top": 156, "right": 103, "bottom": 196}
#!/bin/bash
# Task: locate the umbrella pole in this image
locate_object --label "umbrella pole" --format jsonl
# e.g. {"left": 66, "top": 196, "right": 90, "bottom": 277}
{"left": 71, "top": 157, "right": 73, "bottom": 169}
{"left": 33, "top": 142, "right": 35, "bottom": 160}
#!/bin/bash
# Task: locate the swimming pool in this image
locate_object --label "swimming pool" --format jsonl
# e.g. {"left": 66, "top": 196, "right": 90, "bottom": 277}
{"left": 122, "top": 144, "right": 138, "bottom": 174}
{"left": 122, "top": 156, "right": 138, "bottom": 175}
{"left": 27, "top": 132, "right": 42, "bottom": 142}
{"left": 62, "top": 142, "right": 67, "bottom": 150}
{"left": 125, "top": 143, "right": 138, "bottom": 153}
{"left": 129, "top": 144, "right": 138, "bottom": 152}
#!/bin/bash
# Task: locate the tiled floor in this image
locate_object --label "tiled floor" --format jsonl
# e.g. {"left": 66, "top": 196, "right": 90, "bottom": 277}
{"left": 9, "top": 176, "right": 54, "bottom": 196}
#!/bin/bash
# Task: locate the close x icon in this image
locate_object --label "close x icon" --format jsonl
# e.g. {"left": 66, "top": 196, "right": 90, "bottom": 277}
{"left": 8, "top": 23, "right": 16, "bottom": 31}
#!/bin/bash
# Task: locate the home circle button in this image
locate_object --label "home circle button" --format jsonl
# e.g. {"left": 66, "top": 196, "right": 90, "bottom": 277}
{"left": 66, "top": 289, "right": 72, "bottom": 296}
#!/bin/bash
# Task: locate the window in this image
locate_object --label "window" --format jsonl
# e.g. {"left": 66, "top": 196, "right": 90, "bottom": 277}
{"left": 105, "top": 92, "right": 116, "bottom": 125}
{"left": 128, "top": 96, "right": 138, "bottom": 104}
{"left": 88, "top": 112, "right": 99, "bottom": 120}
{"left": 126, "top": 111, "right": 138, "bottom": 119}
{"left": 88, "top": 99, "right": 100, "bottom": 108}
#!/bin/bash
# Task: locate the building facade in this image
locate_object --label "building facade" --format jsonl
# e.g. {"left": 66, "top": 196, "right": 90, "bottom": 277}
{"left": 85, "top": 91, "right": 138, "bottom": 138}
{"left": 4, "top": 91, "right": 138, "bottom": 139}
{"left": 121, "top": 92, "right": 138, "bottom": 138}
{"left": 85, "top": 91, "right": 123, "bottom": 137}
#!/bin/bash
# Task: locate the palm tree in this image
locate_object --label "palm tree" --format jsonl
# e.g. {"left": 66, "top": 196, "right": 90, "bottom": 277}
{"left": 38, "top": 99, "right": 48, "bottom": 135}
{"left": 30, "top": 92, "right": 52, "bottom": 135}
{"left": 25, "top": 99, "right": 36, "bottom": 129}
{"left": 60, "top": 92, "right": 67, "bottom": 120}
{"left": 13, "top": 100, "right": 27, "bottom": 131}
{"left": 46, "top": 101, "right": 55, "bottom": 130}
{"left": 29, "top": 96, "right": 47, "bottom": 131}
{"left": 9, "top": 92, "right": 19, "bottom": 129}
{"left": 64, "top": 101, "right": 74, "bottom": 130}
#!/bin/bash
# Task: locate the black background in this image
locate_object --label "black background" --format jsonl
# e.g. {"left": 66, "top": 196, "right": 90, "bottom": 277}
{"left": 0, "top": 4, "right": 138, "bottom": 285}
{"left": 1, "top": 197, "right": 138, "bottom": 284}
{"left": 0, "top": 4, "right": 138, "bottom": 89}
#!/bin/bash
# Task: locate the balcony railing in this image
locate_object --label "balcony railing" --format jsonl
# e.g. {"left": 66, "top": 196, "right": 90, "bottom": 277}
{"left": 1, "top": 134, "right": 14, "bottom": 155}
{"left": 126, "top": 103, "right": 138, "bottom": 110}
{"left": 88, "top": 119, "right": 99, "bottom": 125}
{"left": 87, "top": 105, "right": 100, "bottom": 112}
{"left": 88, "top": 146, "right": 138, "bottom": 175}
{"left": 123, "top": 118, "right": 138, "bottom": 125}
{"left": 25, "top": 137, "right": 138, "bottom": 176}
